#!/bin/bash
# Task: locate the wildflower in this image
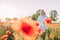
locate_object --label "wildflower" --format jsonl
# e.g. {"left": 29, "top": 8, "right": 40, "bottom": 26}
{"left": 11, "top": 17, "right": 39, "bottom": 40}
{"left": 45, "top": 18, "right": 52, "bottom": 24}
{"left": 50, "top": 34, "right": 55, "bottom": 39}
{"left": 1, "top": 35, "right": 8, "bottom": 40}
{"left": 6, "top": 31, "right": 11, "bottom": 35}
{"left": 38, "top": 28, "right": 44, "bottom": 35}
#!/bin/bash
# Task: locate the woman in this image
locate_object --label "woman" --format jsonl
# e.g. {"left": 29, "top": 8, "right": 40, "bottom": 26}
{"left": 37, "top": 10, "right": 48, "bottom": 40}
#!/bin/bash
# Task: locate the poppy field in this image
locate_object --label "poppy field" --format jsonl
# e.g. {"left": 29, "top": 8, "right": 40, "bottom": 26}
{"left": 0, "top": 17, "right": 60, "bottom": 40}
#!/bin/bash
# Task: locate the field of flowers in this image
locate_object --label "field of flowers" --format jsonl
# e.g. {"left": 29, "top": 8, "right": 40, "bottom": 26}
{"left": 0, "top": 17, "right": 60, "bottom": 40}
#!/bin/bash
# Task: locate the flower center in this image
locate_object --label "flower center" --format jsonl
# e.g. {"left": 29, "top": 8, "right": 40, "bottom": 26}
{"left": 21, "top": 22, "right": 33, "bottom": 36}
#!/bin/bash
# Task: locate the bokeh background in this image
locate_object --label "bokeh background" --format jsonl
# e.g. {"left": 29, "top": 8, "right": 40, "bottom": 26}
{"left": 0, "top": 0, "right": 60, "bottom": 19}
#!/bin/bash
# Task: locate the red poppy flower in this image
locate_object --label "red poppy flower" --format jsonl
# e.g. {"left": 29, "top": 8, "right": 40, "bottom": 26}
{"left": 1, "top": 35, "right": 8, "bottom": 39}
{"left": 11, "top": 17, "right": 39, "bottom": 40}
{"left": 38, "top": 28, "right": 44, "bottom": 35}
{"left": 6, "top": 31, "right": 11, "bottom": 35}
{"left": 45, "top": 18, "right": 52, "bottom": 24}
{"left": 35, "top": 21, "right": 39, "bottom": 26}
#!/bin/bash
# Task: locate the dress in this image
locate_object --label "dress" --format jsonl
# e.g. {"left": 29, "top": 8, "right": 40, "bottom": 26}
{"left": 37, "top": 15, "right": 47, "bottom": 32}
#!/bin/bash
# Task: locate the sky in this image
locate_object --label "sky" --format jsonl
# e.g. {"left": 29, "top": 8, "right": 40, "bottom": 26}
{"left": 0, "top": 0, "right": 60, "bottom": 21}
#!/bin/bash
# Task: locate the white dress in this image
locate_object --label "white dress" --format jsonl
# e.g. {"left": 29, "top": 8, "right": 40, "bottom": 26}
{"left": 37, "top": 15, "right": 48, "bottom": 32}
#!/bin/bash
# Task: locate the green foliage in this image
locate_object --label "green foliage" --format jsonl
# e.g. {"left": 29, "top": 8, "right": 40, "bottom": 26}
{"left": 31, "top": 9, "right": 41, "bottom": 21}
{"left": 31, "top": 14, "right": 36, "bottom": 20}
{"left": 50, "top": 10, "right": 58, "bottom": 22}
{"left": 36, "top": 9, "right": 41, "bottom": 15}
{"left": 0, "top": 27, "right": 6, "bottom": 37}
{"left": 45, "top": 24, "right": 60, "bottom": 40}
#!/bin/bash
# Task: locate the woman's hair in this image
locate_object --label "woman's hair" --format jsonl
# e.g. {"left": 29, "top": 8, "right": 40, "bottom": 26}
{"left": 41, "top": 10, "right": 46, "bottom": 15}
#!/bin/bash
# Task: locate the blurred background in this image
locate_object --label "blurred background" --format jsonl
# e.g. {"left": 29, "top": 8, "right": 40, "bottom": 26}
{"left": 0, "top": 0, "right": 60, "bottom": 22}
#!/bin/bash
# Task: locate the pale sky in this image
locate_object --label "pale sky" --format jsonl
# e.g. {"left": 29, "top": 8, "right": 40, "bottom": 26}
{"left": 0, "top": 0, "right": 60, "bottom": 20}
